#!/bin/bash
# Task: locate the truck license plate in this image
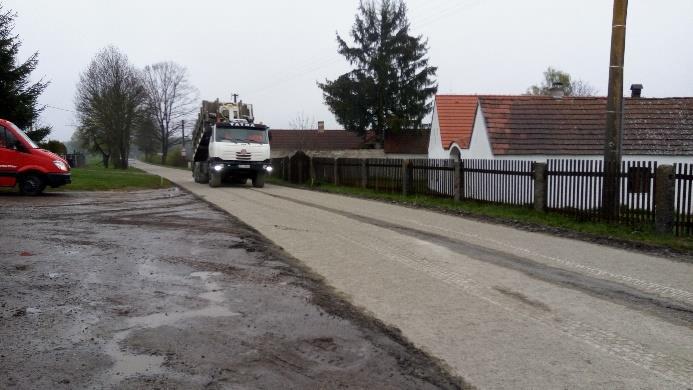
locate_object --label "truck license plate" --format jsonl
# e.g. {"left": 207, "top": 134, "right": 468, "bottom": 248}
{"left": 238, "top": 165, "right": 251, "bottom": 169}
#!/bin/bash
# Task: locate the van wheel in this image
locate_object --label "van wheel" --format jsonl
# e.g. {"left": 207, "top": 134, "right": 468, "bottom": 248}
{"left": 19, "top": 174, "right": 45, "bottom": 196}
{"left": 209, "top": 172, "right": 222, "bottom": 188}
{"left": 252, "top": 172, "right": 265, "bottom": 188}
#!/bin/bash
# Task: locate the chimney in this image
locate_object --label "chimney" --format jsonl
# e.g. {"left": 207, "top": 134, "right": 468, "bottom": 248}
{"left": 317, "top": 121, "right": 325, "bottom": 132}
{"left": 630, "top": 84, "right": 643, "bottom": 98}
{"left": 549, "top": 82, "right": 565, "bottom": 98}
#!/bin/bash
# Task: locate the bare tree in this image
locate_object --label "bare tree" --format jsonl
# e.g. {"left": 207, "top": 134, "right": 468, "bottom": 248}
{"left": 289, "top": 112, "right": 315, "bottom": 130}
{"left": 289, "top": 112, "right": 316, "bottom": 151}
{"left": 141, "top": 62, "right": 197, "bottom": 164}
{"left": 75, "top": 46, "right": 145, "bottom": 169}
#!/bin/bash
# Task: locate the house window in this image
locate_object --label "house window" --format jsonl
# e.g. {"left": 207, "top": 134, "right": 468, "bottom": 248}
{"left": 627, "top": 166, "right": 651, "bottom": 194}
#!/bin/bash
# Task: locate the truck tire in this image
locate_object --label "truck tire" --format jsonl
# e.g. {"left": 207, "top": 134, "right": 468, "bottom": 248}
{"left": 192, "top": 163, "right": 199, "bottom": 182}
{"left": 193, "top": 163, "right": 205, "bottom": 183}
{"left": 252, "top": 172, "right": 265, "bottom": 188}
{"left": 209, "top": 172, "right": 222, "bottom": 188}
{"left": 198, "top": 163, "right": 210, "bottom": 183}
{"left": 19, "top": 174, "right": 46, "bottom": 196}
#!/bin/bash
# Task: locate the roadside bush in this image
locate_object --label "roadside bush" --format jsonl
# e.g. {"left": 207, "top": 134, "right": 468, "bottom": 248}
{"left": 165, "top": 146, "right": 189, "bottom": 168}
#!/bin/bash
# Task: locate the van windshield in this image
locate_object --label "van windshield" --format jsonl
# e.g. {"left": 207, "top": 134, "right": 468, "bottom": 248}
{"left": 215, "top": 127, "right": 268, "bottom": 144}
{"left": 10, "top": 123, "right": 38, "bottom": 148}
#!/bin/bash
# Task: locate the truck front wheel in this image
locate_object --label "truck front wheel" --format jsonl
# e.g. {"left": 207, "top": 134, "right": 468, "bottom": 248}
{"left": 209, "top": 172, "right": 222, "bottom": 188}
{"left": 19, "top": 174, "right": 46, "bottom": 196}
{"left": 196, "top": 163, "right": 209, "bottom": 183}
{"left": 252, "top": 172, "right": 265, "bottom": 188}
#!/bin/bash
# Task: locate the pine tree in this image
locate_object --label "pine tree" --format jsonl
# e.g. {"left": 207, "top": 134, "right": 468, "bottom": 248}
{"left": 0, "top": 4, "right": 50, "bottom": 132}
{"left": 319, "top": 0, "right": 437, "bottom": 143}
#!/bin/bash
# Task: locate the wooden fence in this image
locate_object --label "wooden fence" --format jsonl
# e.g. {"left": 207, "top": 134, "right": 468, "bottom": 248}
{"left": 412, "top": 159, "right": 454, "bottom": 197}
{"left": 367, "top": 158, "right": 403, "bottom": 193}
{"left": 675, "top": 163, "right": 693, "bottom": 236}
{"left": 547, "top": 160, "right": 657, "bottom": 226}
{"left": 464, "top": 159, "right": 534, "bottom": 206}
{"left": 271, "top": 155, "right": 692, "bottom": 236}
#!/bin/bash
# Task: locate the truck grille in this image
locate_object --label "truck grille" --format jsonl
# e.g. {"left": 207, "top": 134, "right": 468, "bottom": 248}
{"left": 235, "top": 151, "right": 252, "bottom": 161}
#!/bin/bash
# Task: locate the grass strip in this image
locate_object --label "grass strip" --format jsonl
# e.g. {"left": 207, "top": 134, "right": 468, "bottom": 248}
{"left": 53, "top": 165, "right": 173, "bottom": 191}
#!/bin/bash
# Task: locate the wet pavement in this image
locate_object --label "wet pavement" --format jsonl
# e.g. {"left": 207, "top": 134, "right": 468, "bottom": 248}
{"left": 0, "top": 189, "right": 466, "bottom": 389}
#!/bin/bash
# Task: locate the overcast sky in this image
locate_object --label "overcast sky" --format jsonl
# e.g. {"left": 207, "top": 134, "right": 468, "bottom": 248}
{"left": 6, "top": 0, "right": 693, "bottom": 141}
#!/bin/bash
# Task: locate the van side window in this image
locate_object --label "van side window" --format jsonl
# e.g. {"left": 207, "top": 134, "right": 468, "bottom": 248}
{"left": 1, "top": 126, "right": 17, "bottom": 149}
{"left": 0, "top": 127, "right": 6, "bottom": 149}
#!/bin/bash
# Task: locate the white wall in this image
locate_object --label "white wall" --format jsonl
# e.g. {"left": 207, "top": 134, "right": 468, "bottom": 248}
{"left": 428, "top": 102, "right": 494, "bottom": 160}
{"left": 428, "top": 107, "right": 448, "bottom": 159}
{"left": 459, "top": 104, "right": 494, "bottom": 160}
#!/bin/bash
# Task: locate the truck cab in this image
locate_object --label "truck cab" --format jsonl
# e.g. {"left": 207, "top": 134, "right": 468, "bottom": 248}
{"left": 191, "top": 99, "right": 272, "bottom": 188}
{"left": 0, "top": 119, "right": 71, "bottom": 195}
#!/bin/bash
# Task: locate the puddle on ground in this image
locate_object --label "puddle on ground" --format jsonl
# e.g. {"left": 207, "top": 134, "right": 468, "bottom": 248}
{"left": 102, "top": 270, "right": 238, "bottom": 384}
{"left": 127, "top": 305, "right": 239, "bottom": 328}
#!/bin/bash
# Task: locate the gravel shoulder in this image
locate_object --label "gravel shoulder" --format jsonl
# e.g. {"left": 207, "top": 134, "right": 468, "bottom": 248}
{"left": 0, "top": 189, "right": 467, "bottom": 389}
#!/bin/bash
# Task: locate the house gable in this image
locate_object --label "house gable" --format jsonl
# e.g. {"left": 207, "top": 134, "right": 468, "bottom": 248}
{"left": 435, "top": 95, "right": 478, "bottom": 150}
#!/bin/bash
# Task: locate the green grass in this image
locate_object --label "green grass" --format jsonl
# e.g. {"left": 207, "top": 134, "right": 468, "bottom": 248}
{"left": 268, "top": 176, "right": 693, "bottom": 254}
{"left": 51, "top": 165, "right": 173, "bottom": 191}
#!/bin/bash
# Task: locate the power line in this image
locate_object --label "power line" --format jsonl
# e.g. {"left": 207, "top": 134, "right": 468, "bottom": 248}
{"left": 45, "top": 105, "right": 76, "bottom": 113}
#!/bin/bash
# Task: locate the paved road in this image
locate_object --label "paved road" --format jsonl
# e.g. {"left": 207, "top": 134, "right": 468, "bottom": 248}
{"left": 137, "top": 162, "right": 693, "bottom": 389}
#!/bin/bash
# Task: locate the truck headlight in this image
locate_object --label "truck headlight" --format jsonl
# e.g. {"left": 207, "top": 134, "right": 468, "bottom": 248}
{"left": 264, "top": 165, "right": 273, "bottom": 173}
{"left": 53, "top": 160, "right": 68, "bottom": 172}
{"left": 213, "top": 164, "right": 224, "bottom": 172}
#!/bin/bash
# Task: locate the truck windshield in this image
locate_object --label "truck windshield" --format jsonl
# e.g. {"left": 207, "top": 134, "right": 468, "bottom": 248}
{"left": 215, "top": 127, "right": 268, "bottom": 144}
{"left": 10, "top": 123, "right": 38, "bottom": 148}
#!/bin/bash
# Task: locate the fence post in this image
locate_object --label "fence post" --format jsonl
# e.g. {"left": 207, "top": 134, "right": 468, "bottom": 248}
{"left": 654, "top": 164, "right": 675, "bottom": 234}
{"left": 454, "top": 160, "right": 462, "bottom": 201}
{"left": 361, "top": 159, "right": 368, "bottom": 188}
{"left": 533, "top": 162, "right": 548, "bottom": 213}
{"left": 334, "top": 158, "right": 340, "bottom": 186}
{"left": 284, "top": 156, "right": 290, "bottom": 181}
{"left": 309, "top": 156, "right": 316, "bottom": 186}
{"left": 402, "top": 159, "right": 413, "bottom": 196}
{"left": 297, "top": 156, "right": 304, "bottom": 184}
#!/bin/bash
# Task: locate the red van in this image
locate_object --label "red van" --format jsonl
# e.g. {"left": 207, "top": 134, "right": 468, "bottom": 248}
{"left": 0, "top": 119, "right": 71, "bottom": 195}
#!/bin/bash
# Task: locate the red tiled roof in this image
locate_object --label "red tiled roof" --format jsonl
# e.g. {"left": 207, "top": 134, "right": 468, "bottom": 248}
{"left": 435, "top": 95, "right": 478, "bottom": 149}
{"left": 436, "top": 95, "right": 693, "bottom": 156}
{"left": 269, "top": 130, "right": 363, "bottom": 150}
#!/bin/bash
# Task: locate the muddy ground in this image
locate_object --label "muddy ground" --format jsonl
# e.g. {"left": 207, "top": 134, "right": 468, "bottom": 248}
{"left": 0, "top": 189, "right": 466, "bottom": 389}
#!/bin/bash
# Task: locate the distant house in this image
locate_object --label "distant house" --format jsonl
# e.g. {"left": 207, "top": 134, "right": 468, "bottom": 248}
{"left": 385, "top": 129, "right": 430, "bottom": 158}
{"left": 428, "top": 93, "right": 693, "bottom": 164}
{"left": 269, "top": 129, "right": 364, "bottom": 157}
{"left": 270, "top": 128, "right": 431, "bottom": 159}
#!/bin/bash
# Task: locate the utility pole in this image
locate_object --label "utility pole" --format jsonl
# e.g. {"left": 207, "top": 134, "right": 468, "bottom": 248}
{"left": 181, "top": 120, "right": 186, "bottom": 159}
{"left": 602, "top": 0, "right": 628, "bottom": 221}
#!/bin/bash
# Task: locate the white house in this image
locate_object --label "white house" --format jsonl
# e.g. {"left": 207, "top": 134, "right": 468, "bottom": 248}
{"left": 427, "top": 92, "right": 693, "bottom": 208}
{"left": 428, "top": 93, "right": 693, "bottom": 165}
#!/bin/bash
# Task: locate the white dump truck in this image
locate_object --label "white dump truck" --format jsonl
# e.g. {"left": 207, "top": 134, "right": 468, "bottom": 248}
{"left": 191, "top": 99, "right": 272, "bottom": 188}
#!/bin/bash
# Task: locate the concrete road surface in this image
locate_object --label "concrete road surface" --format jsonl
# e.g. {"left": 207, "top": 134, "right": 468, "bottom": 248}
{"left": 136, "top": 162, "right": 693, "bottom": 389}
